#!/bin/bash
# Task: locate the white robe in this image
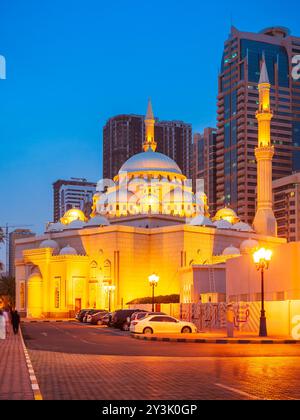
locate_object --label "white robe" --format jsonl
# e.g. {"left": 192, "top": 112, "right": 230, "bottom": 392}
{"left": 0, "top": 315, "right": 6, "bottom": 340}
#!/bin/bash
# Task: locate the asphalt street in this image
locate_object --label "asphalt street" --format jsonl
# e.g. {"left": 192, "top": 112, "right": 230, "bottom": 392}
{"left": 22, "top": 322, "right": 300, "bottom": 400}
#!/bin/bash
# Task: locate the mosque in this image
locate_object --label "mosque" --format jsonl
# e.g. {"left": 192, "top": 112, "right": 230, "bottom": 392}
{"left": 15, "top": 62, "right": 292, "bottom": 319}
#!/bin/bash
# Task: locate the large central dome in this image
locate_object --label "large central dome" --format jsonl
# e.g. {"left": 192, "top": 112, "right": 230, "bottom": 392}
{"left": 119, "top": 149, "right": 182, "bottom": 175}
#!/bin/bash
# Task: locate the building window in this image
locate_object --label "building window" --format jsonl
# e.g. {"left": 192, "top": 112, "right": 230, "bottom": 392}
{"left": 90, "top": 261, "right": 98, "bottom": 279}
{"left": 255, "top": 293, "right": 262, "bottom": 301}
{"left": 104, "top": 260, "right": 111, "bottom": 280}
{"left": 20, "top": 282, "right": 25, "bottom": 310}
{"left": 275, "top": 291, "right": 285, "bottom": 301}
{"left": 54, "top": 278, "right": 61, "bottom": 309}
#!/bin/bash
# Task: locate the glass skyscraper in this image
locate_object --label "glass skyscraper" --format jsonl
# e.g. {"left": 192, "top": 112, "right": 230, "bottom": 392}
{"left": 216, "top": 26, "right": 300, "bottom": 224}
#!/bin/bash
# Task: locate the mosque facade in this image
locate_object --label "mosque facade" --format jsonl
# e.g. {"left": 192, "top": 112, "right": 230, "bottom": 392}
{"left": 15, "top": 63, "right": 289, "bottom": 319}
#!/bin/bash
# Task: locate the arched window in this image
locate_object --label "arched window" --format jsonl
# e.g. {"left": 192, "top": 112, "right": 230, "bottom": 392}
{"left": 103, "top": 260, "right": 111, "bottom": 280}
{"left": 90, "top": 261, "right": 98, "bottom": 279}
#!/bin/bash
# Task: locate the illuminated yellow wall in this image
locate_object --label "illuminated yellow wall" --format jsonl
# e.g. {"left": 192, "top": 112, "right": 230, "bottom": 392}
{"left": 15, "top": 224, "right": 285, "bottom": 318}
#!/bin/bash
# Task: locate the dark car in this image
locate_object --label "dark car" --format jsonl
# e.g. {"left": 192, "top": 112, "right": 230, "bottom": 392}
{"left": 83, "top": 309, "right": 106, "bottom": 323}
{"left": 89, "top": 311, "right": 108, "bottom": 325}
{"left": 111, "top": 309, "right": 145, "bottom": 331}
{"left": 75, "top": 309, "right": 90, "bottom": 322}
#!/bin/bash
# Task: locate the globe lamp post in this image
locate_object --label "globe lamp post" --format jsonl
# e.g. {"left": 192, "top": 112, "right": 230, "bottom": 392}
{"left": 104, "top": 284, "right": 116, "bottom": 312}
{"left": 148, "top": 274, "right": 159, "bottom": 312}
{"left": 253, "top": 248, "right": 272, "bottom": 337}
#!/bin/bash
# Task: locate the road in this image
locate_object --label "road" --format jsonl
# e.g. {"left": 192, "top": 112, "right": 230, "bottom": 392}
{"left": 22, "top": 322, "right": 300, "bottom": 400}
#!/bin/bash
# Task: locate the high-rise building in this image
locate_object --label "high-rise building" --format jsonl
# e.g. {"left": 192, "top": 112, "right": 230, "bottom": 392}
{"left": 9, "top": 229, "right": 35, "bottom": 277}
{"left": 102, "top": 102, "right": 193, "bottom": 179}
{"left": 103, "top": 114, "right": 145, "bottom": 180}
{"left": 273, "top": 172, "right": 300, "bottom": 242}
{"left": 193, "top": 128, "right": 217, "bottom": 215}
{"left": 155, "top": 120, "right": 193, "bottom": 179}
{"left": 53, "top": 178, "right": 97, "bottom": 222}
{"left": 216, "top": 26, "right": 300, "bottom": 224}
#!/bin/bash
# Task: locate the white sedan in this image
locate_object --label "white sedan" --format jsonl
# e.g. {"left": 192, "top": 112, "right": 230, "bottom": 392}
{"left": 130, "top": 314, "right": 197, "bottom": 334}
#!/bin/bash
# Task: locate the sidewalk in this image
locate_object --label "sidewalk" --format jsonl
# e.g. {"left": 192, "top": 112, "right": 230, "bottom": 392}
{"left": 131, "top": 329, "right": 300, "bottom": 344}
{"left": 0, "top": 326, "right": 35, "bottom": 400}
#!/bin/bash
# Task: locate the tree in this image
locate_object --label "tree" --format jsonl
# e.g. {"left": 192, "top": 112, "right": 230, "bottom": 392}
{"left": 0, "top": 276, "right": 16, "bottom": 307}
{"left": 127, "top": 294, "right": 180, "bottom": 305}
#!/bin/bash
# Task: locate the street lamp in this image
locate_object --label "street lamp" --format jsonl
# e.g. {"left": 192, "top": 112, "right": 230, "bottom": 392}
{"left": 253, "top": 247, "right": 272, "bottom": 337}
{"left": 148, "top": 273, "right": 159, "bottom": 312}
{"left": 104, "top": 284, "right": 116, "bottom": 312}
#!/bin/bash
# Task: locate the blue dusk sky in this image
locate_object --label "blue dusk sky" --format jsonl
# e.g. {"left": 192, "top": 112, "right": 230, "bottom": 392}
{"left": 0, "top": 0, "right": 299, "bottom": 262}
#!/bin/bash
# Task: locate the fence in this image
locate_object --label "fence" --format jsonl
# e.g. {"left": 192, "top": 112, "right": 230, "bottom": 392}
{"left": 180, "top": 301, "right": 300, "bottom": 337}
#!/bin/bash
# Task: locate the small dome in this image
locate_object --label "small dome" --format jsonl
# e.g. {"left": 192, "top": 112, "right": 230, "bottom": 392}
{"left": 190, "top": 216, "right": 214, "bottom": 226}
{"left": 233, "top": 222, "right": 254, "bottom": 232}
{"left": 39, "top": 239, "right": 59, "bottom": 251}
{"left": 47, "top": 222, "right": 64, "bottom": 232}
{"left": 86, "top": 216, "right": 110, "bottom": 227}
{"left": 64, "top": 220, "right": 86, "bottom": 229}
{"left": 60, "top": 245, "right": 78, "bottom": 255}
{"left": 119, "top": 149, "right": 182, "bottom": 176}
{"left": 60, "top": 208, "right": 86, "bottom": 225}
{"left": 222, "top": 245, "right": 241, "bottom": 256}
{"left": 214, "top": 207, "right": 239, "bottom": 224}
{"left": 213, "top": 219, "right": 233, "bottom": 229}
{"left": 240, "top": 239, "right": 259, "bottom": 255}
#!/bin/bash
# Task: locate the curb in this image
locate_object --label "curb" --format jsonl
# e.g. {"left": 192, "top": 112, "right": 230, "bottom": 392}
{"left": 21, "top": 319, "right": 74, "bottom": 323}
{"left": 20, "top": 330, "right": 43, "bottom": 400}
{"left": 130, "top": 333, "right": 300, "bottom": 344}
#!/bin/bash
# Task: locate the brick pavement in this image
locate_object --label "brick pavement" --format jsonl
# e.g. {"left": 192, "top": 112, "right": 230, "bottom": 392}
{"left": 0, "top": 325, "right": 34, "bottom": 400}
{"left": 27, "top": 349, "right": 300, "bottom": 400}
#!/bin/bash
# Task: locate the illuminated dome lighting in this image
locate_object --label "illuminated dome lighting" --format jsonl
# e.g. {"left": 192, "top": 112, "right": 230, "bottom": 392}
{"left": 86, "top": 216, "right": 110, "bottom": 227}
{"left": 213, "top": 219, "right": 232, "bottom": 229}
{"left": 222, "top": 245, "right": 241, "bottom": 256}
{"left": 60, "top": 208, "right": 86, "bottom": 225}
{"left": 118, "top": 149, "right": 182, "bottom": 176}
{"left": 65, "top": 220, "right": 86, "bottom": 230}
{"left": 214, "top": 207, "right": 239, "bottom": 224}
{"left": 189, "top": 216, "right": 214, "bottom": 226}
{"left": 39, "top": 239, "right": 59, "bottom": 252}
{"left": 233, "top": 222, "right": 254, "bottom": 232}
{"left": 59, "top": 245, "right": 78, "bottom": 256}
{"left": 240, "top": 239, "right": 259, "bottom": 255}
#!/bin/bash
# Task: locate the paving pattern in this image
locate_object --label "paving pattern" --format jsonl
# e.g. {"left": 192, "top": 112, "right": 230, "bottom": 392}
{"left": 22, "top": 322, "right": 300, "bottom": 400}
{"left": 0, "top": 326, "right": 34, "bottom": 400}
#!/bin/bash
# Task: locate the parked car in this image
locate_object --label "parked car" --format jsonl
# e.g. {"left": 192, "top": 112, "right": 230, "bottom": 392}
{"left": 84, "top": 309, "right": 106, "bottom": 323}
{"left": 129, "top": 311, "right": 166, "bottom": 326}
{"left": 111, "top": 309, "right": 145, "bottom": 331}
{"left": 75, "top": 309, "right": 90, "bottom": 322}
{"left": 89, "top": 311, "right": 108, "bottom": 325}
{"left": 130, "top": 315, "right": 197, "bottom": 334}
{"left": 100, "top": 312, "right": 113, "bottom": 326}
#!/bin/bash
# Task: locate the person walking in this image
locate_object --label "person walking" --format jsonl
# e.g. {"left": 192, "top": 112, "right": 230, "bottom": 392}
{"left": 0, "top": 310, "right": 6, "bottom": 340}
{"left": 11, "top": 310, "right": 21, "bottom": 335}
{"left": 3, "top": 309, "right": 10, "bottom": 336}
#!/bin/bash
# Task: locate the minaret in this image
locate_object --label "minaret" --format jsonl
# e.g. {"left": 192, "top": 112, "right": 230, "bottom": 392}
{"left": 143, "top": 99, "right": 157, "bottom": 152}
{"left": 253, "top": 58, "right": 277, "bottom": 236}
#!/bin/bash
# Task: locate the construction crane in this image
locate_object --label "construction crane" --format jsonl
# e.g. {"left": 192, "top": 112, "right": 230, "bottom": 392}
{"left": 0, "top": 224, "right": 34, "bottom": 275}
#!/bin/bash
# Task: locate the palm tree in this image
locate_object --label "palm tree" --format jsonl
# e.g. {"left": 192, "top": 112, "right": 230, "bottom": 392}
{"left": 0, "top": 276, "right": 16, "bottom": 306}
